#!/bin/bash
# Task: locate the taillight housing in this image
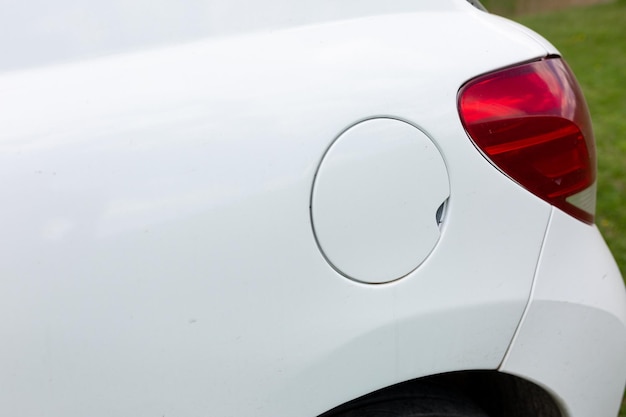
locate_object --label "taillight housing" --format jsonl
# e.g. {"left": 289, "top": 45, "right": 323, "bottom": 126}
{"left": 458, "top": 57, "right": 596, "bottom": 224}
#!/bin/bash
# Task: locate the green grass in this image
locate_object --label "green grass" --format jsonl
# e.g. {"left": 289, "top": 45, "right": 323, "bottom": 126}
{"left": 496, "top": 1, "right": 626, "bottom": 414}
{"left": 480, "top": 0, "right": 518, "bottom": 15}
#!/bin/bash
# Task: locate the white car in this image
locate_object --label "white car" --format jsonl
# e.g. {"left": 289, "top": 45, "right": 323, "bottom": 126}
{"left": 1, "top": 1, "right": 624, "bottom": 416}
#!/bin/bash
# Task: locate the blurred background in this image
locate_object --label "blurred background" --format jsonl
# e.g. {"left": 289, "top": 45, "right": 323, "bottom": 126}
{"left": 481, "top": 0, "right": 613, "bottom": 15}
{"left": 482, "top": 1, "right": 626, "bottom": 414}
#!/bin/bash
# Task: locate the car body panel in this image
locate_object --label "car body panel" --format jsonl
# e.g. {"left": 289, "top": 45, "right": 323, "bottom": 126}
{"left": 501, "top": 208, "right": 626, "bottom": 417}
{"left": 1, "top": 2, "right": 624, "bottom": 417}
{"left": 2, "top": 0, "right": 493, "bottom": 72}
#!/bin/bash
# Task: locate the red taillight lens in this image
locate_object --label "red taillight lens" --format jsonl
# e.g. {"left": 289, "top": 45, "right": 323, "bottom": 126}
{"left": 458, "top": 57, "right": 596, "bottom": 224}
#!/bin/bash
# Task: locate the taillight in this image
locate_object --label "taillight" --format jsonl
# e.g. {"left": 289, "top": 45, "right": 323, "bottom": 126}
{"left": 458, "top": 57, "right": 596, "bottom": 224}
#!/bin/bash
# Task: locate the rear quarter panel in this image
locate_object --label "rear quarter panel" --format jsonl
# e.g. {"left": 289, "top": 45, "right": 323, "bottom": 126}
{"left": 0, "top": 7, "right": 553, "bottom": 416}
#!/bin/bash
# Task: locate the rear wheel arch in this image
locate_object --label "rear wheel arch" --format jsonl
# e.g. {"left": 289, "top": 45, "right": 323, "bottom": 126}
{"left": 318, "top": 371, "right": 562, "bottom": 417}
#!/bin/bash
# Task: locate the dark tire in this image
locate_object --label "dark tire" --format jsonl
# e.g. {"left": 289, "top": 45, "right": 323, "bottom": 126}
{"left": 328, "top": 383, "right": 488, "bottom": 417}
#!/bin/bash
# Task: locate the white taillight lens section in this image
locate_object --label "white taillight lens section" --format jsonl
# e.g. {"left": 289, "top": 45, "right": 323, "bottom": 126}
{"left": 458, "top": 57, "right": 596, "bottom": 224}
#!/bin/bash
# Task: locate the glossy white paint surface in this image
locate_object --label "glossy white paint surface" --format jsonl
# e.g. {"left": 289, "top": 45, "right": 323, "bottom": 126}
{"left": 0, "top": 1, "right": 623, "bottom": 416}
{"left": 312, "top": 118, "right": 449, "bottom": 283}
{"left": 501, "top": 208, "right": 626, "bottom": 417}
{"left": 0, "top": 0, "right": 471, "bottom": 72}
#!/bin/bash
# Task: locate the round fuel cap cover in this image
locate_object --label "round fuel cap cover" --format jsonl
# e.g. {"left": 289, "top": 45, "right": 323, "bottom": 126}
{"left": 311, "top": 118, "right": 450, "bottom": 284}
